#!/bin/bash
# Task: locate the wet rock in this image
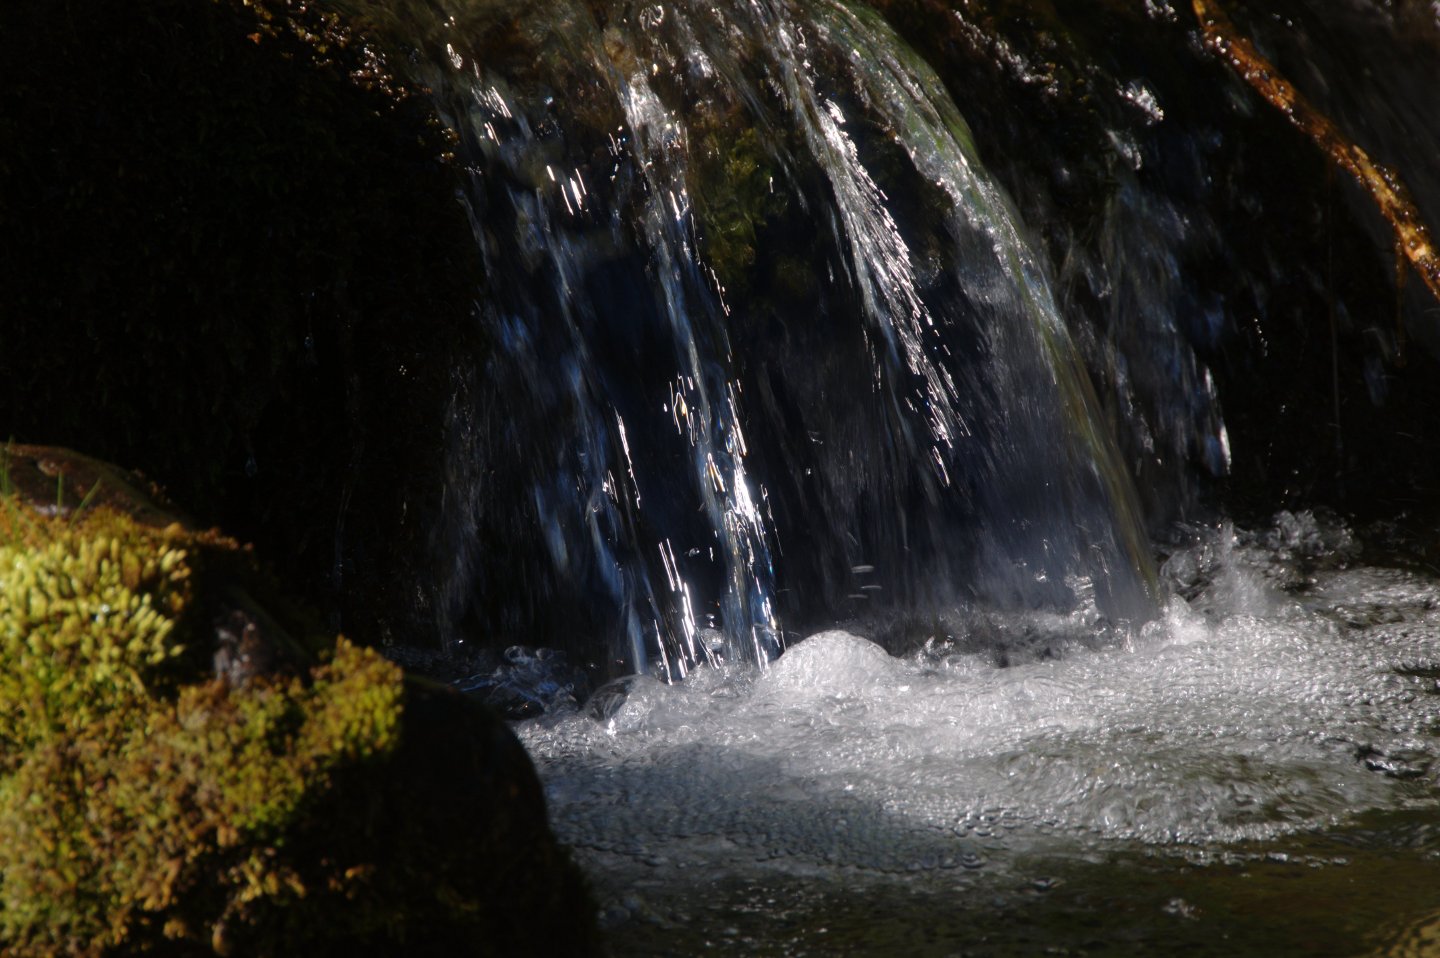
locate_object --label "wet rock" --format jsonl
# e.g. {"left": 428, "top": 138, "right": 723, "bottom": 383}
{"left": 1357, "top": 744, "right": 1433, "bottom": 781}
{"left": 384, "top": 641, "right": 591, "bottom": 718}
{"left": 587, "top": 673, "right": 659, "bottom": 721}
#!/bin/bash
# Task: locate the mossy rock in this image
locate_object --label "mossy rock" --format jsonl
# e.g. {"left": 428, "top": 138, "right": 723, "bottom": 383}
{"left": 0, "top": 465, "right": 598, "bottom": 956}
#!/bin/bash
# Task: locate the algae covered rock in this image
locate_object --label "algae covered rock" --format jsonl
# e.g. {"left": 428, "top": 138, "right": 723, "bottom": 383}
{"left": 0, "top": 451, "right": 598, "bottom": 956}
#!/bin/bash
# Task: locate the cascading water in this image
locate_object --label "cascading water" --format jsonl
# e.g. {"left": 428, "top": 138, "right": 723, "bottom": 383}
{"left": 348, "top": 0, "right": 1440, "bottom": 951}
{"left": 406, "top": 0, "right": 1175, "bottom": 677}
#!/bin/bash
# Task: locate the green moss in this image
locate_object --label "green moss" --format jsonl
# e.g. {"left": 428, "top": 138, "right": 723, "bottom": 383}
{"left": 0, "top": 515, "right": 192, "bottom": 762}
{"left": 0, "top": 502, "right": 404, "bottom": 953}
{"left": 0, "top": 497, "right": 597, "bottom": 955}
{"left": 689, "top": 125, "right": 790, "bottom": 295}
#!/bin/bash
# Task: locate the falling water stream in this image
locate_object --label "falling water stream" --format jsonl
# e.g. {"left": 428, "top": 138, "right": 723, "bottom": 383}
{"left": 414, "top": 0, "right": 1171, "bottom": 676}
{"left": 347, "top": 0, "right": 1440, "bottom": 951}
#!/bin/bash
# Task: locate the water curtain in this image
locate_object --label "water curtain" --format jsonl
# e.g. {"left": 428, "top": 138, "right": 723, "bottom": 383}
{"left": 413, "top": 0, "right": 1161, "bottom": 673}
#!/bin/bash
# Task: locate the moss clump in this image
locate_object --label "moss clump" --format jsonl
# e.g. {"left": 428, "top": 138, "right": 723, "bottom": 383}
{"left": 0, "top": 501, "right": 403, "bottom": 954}
{"left": 0, "top": 495, "right": 597, "bottom": 956}
{"left": 0, "top": 512, "right": 194, "bottom": 761}
{"left": 689, "top": 124, "right": 789, "bottom": 295}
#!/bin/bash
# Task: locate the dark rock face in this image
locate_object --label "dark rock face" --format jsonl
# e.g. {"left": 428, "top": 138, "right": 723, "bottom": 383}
{"left": 870, "top": 0, "right": 1440, "bottom": 527}
{"left": 0, "top": 0, "right": 485, "bottom": 650}
{"left": 329, "top": 683, "right": 602, "bottom": 958}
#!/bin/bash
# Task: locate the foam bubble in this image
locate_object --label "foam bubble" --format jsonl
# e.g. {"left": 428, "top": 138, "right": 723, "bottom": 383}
{"left": 753, "top": 630, "right": 900, "bottom": 699}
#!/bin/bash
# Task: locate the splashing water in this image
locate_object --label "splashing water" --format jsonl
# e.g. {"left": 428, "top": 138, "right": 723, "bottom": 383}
{"left": 518, "top": 512, "right": 1440, "bottom": 951}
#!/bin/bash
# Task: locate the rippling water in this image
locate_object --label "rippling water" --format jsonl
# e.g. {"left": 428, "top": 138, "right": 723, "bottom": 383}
{"left": 517, "top": 512, "right": 1440, "bottom": 954}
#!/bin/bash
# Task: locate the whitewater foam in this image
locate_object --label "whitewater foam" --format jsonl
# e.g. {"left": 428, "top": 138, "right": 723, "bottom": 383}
{"left": 519, "top": 515, "right": 1440, "bottom": 878}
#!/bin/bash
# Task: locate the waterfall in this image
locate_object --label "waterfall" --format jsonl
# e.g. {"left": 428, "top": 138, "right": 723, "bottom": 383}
{"left": 328, "top": 4, "right": 1440, "bottom": 950}
{"left": 304, "top": 1, "right": 1440, "bottom": 950}
{"left": 8, "top": 0, "right": 1440, "bottom": 946}
{"left": 403, "top": 0, "right": 1177, "bottom": 675}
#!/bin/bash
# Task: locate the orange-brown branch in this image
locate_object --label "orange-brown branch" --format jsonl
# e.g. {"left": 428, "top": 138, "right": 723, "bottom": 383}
{"left": 1192, "top": 0, "right": 1440, "bottom": 309}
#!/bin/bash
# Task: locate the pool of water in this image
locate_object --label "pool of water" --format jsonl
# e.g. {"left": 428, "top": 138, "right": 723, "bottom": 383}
{"left": 516, "top": 512, "right": 1440, "bottom": 955}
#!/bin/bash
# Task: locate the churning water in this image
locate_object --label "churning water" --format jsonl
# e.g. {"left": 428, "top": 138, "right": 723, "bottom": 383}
{"left": 517, "top": 512, "right": 1440, "bottom": 953}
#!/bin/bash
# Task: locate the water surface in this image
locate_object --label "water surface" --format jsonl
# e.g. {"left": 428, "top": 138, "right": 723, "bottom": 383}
{"left": 518, "top": 513, "right": 1440, "bottom": 954}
